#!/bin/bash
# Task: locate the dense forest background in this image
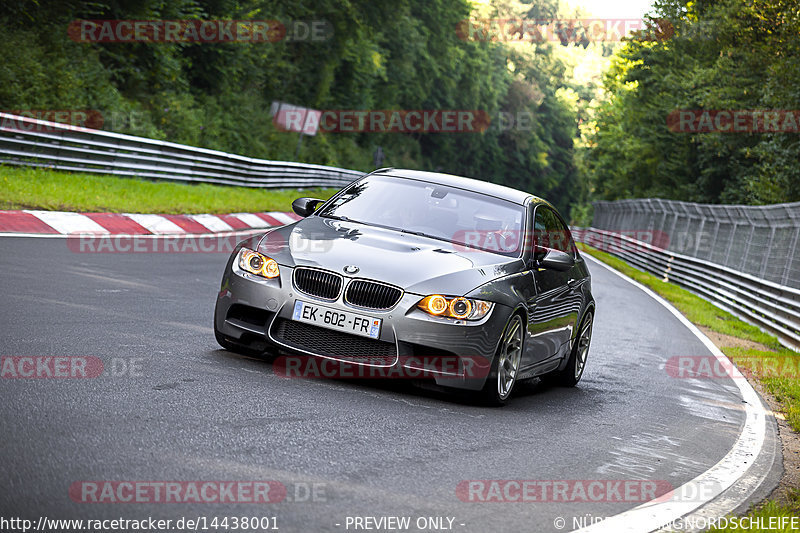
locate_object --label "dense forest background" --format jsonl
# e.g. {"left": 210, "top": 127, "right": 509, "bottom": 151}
{"left": 584, "top": 0, "right": 800, "bottom": 207}
{"left": 1, "top": 0, "right": 798, "bottom": 220}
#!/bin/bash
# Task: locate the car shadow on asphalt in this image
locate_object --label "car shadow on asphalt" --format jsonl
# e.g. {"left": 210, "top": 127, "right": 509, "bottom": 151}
{"left": 212, "top": 348, "right": 591, "bottom": 409}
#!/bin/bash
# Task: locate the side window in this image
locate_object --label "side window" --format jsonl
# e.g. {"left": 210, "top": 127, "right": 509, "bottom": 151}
{"left": 533, "top": 209, "right": 548, "bottom": 250}
{"left": 534, "top": 206, "right": 577, "bottom": 256}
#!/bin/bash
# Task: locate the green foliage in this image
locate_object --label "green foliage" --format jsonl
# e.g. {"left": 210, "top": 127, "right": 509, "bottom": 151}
{"left": 584, "top": 0, "right": 800, "bottom": 205}
{"left": 0, "top": 0, "right": 582, "bottom": 214}
{"left": 709, "top": 492, "right": 800, "bottom": 532}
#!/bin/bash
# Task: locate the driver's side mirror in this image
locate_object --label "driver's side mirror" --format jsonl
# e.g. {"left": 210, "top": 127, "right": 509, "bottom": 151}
{"left": 532, "top": 248, "right": 575, "bottom": 271}
{"left": 292, "top": 197, "right": 324, "bottom": 217}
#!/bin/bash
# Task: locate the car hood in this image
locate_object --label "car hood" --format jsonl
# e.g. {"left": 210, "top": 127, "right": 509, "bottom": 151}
{"left": 257, "top": 216, "right": 523, "bottom": 295}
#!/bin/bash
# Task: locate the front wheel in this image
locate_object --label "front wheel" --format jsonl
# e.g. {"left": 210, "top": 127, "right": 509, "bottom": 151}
{"left": 480, "top": 313, "right": 524, "bottom": 406}
{"left": 548, "top": 310, "right": 593, "bottom": 387}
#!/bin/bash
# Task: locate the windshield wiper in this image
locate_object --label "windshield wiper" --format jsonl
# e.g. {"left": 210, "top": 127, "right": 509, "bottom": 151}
{"left": 319, "top": 213, "right": 349, "bottom": 221}
{"left": 322, "top": 216, "right": 440, "bottom": 241}
{"left": 399, "top": 228, "right": 431, "bottom": 238}
{"left": 320, "top": 214, "right": 370, "bottom": 226}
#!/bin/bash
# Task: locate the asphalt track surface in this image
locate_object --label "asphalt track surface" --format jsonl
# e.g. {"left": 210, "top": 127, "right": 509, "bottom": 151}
{"left": 0, "top": 236, "right": 780, "bottom": 532}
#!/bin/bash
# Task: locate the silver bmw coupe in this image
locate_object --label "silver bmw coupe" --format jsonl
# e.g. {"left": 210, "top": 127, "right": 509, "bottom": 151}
{"left": 214, "top": 168, "right": 594, "bottom": 405}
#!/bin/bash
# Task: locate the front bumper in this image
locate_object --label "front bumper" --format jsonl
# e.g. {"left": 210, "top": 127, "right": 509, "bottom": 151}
{"left": 214, "top": 261, "right": 513, "bottom": 391}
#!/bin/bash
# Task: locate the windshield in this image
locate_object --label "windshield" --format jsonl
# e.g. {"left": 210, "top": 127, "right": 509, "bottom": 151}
{"left": 316, "top": 175, "right": 526, "bottom": 257}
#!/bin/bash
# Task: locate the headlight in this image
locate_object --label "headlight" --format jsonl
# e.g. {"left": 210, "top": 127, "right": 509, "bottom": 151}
{"left": 237, "top": 248, "right": 279, "bottom": 279}
{"left": 417, "top": 295, "right": 493, "bottom": 320}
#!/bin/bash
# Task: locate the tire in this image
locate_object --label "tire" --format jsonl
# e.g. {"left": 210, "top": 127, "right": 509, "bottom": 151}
{"left": 548, "top": 310, "right": 593, "bottom": 387}
{"left": 480, "top": 313, "right": 524, "bottom": 406}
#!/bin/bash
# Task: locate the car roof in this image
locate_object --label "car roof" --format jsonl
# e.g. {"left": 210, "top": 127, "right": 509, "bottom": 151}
{"left": 371, "top": 168, "right": 546, "bottom": 206}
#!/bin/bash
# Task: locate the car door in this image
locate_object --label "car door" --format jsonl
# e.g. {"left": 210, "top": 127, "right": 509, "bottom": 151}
{"left": 525, "top": 206, "right": 581, "bottom": 366}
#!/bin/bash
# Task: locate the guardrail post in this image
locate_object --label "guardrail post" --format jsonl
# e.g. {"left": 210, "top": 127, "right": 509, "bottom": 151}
{"left": 724, "top": 214, "right": 740, "bottom": 268}
{"left": 708, "top": 219, "right": 720, "bottom": 262}
{"left": 783, "top": 215, "right": 800, "bottom": 287}
{"left": 738, "top": 208, "right": 757, "bottom": 273}
{"left": 691, "top": 204, "right": 706, "bottom": 259}
{"left": 759, "top": 226, "right": 777, "bottom": 279}
{"left": 655, "top": 199, "right": 668, "bottom": 237}
{"left": 667, "top": 203, "right": 680, "bottom": 252}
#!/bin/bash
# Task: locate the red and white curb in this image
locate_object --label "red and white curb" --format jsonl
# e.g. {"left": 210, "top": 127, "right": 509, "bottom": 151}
{"left": 0, "top": 210, "right": 300, "bottom": 237}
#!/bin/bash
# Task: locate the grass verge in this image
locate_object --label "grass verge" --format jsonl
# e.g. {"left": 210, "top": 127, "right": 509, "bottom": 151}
{"left": 577, "top": 242, "right": 800, "bottom": 527}
{"left": 0, "top": 166, "right": 339, "bottom": 214}
{"left": 708, "top": 494, "right": 800, "bottom": 532}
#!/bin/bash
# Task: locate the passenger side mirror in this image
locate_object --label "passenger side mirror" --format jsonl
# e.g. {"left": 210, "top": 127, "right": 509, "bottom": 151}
{"left": 536, "top": 248, "right": 575, "bottom": 271}
{"left": 292, "top": 197, "right": 324, "bottom": 217}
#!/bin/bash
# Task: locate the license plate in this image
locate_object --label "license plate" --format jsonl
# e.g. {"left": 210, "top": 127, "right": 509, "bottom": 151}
{"left": 292, "top": 300, "right": 381, "bottom": 339}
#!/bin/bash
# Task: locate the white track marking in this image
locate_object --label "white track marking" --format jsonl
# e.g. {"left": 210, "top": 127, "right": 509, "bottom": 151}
{"left": 24, "top": 210, "right": 109, "bottom": 234}
{"left": 0, "top": 229, "right": 264, "bottom": 239}
{"left": 231, "top": 213, "right": 271, "bottom": 228}
{"left": 1, "top": 211, "right": 289, "bottom": 236}
{"left": 577, "top": 254, "right": 769, "bottom": 533}
{"left": 267, "top": 212, "right": 296, "bottom": 225}
{"left": 189, "top": 214, "right": 234, "bottom": 233}
{"left": 124, "top": 214, "right": 184, "bottom": 234}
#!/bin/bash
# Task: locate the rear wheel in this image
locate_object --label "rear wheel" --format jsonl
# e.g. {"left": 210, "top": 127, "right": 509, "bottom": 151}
{"left": 480, "top": 314, "right": 524, "bottom": 406}
{"left": 548, "top": 310, "right": 593, "bottom": 387}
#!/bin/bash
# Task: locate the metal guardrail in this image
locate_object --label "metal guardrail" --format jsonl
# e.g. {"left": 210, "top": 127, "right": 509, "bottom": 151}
{"left": 574, "top": 228, "right": 800, "bottom": 351}
{"left": 4, "top": 112, "right": 797, "bottom": 348}
{"left": 0, "top": 112, "right": 364, "bottom": 188}
{"left": 592, "top": 198, "right": 800, "bottom": 289}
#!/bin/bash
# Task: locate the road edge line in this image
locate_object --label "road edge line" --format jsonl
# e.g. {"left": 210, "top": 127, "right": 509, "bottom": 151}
{"left": 575, "top": 253, "right": 775, "bottom": 533}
